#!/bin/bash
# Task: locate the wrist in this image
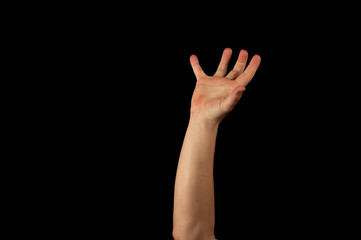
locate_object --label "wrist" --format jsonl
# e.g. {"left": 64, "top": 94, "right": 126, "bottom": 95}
{"left": 189, "top": 115, "right": 220, "bottom": 130}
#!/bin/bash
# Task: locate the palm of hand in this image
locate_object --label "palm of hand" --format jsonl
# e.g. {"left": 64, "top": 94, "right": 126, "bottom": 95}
{"left": 189, "top": 48, "right": 261, "bottom": 123}
{"left": 191, "top": 76, "right": 241, "bottom": 121}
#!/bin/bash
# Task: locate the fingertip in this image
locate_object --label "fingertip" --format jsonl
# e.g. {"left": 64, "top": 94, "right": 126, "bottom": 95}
{"left": 221, "top": 48, "right": 232, "bottom": 60}
{"left": 249, "top": 54, "right": 261, "bottom": 68}
{"left": 240, "top": 49, "right": 248, "bottom": 54}
{"left": 238, "top": 49, "right": 248, "bottom": 61}
{"left": 224, "top": 47, "right": 232, "bottom": 53}
{"left": 190, "top": 54, "right": 198, "bottom": 63}
{"left": 254, "top": 54, "right": 261, "bottom": 62}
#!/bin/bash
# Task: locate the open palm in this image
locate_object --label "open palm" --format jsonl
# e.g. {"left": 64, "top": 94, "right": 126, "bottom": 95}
{"left": 189, "top": 48, "right": 261, "bottom": 123}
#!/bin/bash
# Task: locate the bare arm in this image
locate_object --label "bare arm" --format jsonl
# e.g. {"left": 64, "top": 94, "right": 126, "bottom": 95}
{"left": 173, "top": 48, "right": 261, "bottom": 240}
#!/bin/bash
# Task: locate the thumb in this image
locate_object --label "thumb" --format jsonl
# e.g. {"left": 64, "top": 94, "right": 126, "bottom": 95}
{"left": 221, "top": 86, "right": 246, "bottom": 112}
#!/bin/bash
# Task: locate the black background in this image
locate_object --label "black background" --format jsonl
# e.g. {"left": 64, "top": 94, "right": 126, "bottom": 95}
{"left": 76, "top": 32, "right": 334, "bottom": 239}
{"left": 25, "top": 3, "right": 358, "bottom": 239}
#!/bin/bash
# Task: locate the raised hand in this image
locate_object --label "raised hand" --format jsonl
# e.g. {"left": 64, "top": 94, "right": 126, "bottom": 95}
{"left": 189, "top": 48, "right": 261, "bottom": 124}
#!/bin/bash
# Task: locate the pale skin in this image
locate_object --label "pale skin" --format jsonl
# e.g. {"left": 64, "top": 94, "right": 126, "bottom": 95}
{"left": 173, "top": 48, "right": 261, "bottom": 240}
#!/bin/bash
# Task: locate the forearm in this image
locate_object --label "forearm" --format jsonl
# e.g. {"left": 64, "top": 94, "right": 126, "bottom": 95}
{"left": 173, "top": 116, "right": 219, "bottom": 239}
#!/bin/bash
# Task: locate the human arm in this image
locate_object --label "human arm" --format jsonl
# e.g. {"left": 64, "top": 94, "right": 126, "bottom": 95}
{"left": 173, "top": 48, "right": 261, "bottom": 240}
